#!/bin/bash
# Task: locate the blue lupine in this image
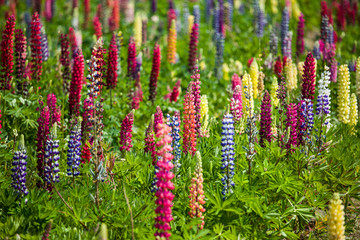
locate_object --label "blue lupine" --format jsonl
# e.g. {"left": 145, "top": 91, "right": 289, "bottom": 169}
{"left": 256, "top": 9, "right": 265, "bottom": 38}
{"left": 213, "top": 7, "right": 219, "bottom": 34}
{"left": 11, "top": 135, "right": 29, "bottom": 203}
{"left": 301, "top": 99, "right": 314, "bottom": 143}
{"left": 313, "top": 41, "right": 321, "bottom": 60}
{"left": 280, "top": 7, "right": 289, "bottom": 56}
{"left": 327, "top": 24, "right": 334, "bottom": 45}
{"left": 41, "top": 30, "right": 49, "bottom": 61}
{"left": 67, "top": 124, "right": 82, "bottom": 177}
{"left": 215, "top": 32, "right": 224, "bottom": 80}
{"left": 193, "top": 5, "right": 200, "bottom": 26}
{"left": 227, "top": 0, "right": 233, "bottom": 30}
{"left": 44, "top": 127, "right": 60, "bottom": 184}
{"left": 171, "top": 114, "right": 181, "bottom": 174}
{"left": 221, "top": 113, "right": 235, "bottom": 199}
{"left": 205, "top": 0, "right": 213, "bottom": 23}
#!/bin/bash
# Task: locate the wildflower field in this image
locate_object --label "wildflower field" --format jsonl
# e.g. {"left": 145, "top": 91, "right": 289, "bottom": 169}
{"left": 1, "top": 0, "right": 360, "bottom": 239}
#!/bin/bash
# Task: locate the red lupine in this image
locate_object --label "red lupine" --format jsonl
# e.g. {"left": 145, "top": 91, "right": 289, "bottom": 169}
{"left": 349, "top": 2, "right": 357, "bottom": 25}
{"left": 93, "top": 16, "right": 102, "bottom": 39}
{"left": 301, "top": 52, "right": 316, "bottom": 100}
{"left": 188, "top": 23, "right": 199, "bottom": 73}
{"left": 119, "top": 111, "right": 134, "bottom": 152}
{"left": 69, "top": 27, "right": 78, "bottom": 52}
{"left": 14, "top": 29, "right": 27, "bottom": 92}
{"left": 91, "top": 42, "right": 106, "bottom": 96}
{"left": 47, "top": 93, "right": 61, "bottom": 126}
{"left": 296, "top": 13, "right": 305, "bottom": 57}
{"left": 145, "top": 116, "right": 156, "bottom": 165}
{"left": 170, "top": 80, "right": 181, "bottom": 103}
{"left": 69, "top": 49, "right": 84, "bottom": 116}
{"left": 30, "top": 12, "right": 43, "bottom": 82}
{"left": 286, "top": 103, "right": 298, "bottom": 151}
{"left": 154, "top": 123, "right": 174, "bottom": 240}
{"left": 106, "top": 33, "right": 118, "bottom": 89}
{"left": 128, "top": 37, "right": 137, "bottom": 80}
{"left": 0, "top": 15, "right": 15, "bottom": 90}
{"left": 336, "top": 2, "right": 346, "bottom": 30}
{"left": 149, "top": 43, "right": 161, "bottom": 103}
{"left": 231, "top": 73, "right": 242, "bottom": 92}
{"left": 191, "top": 69, "right": 201, "bottom": 136}
{"left": 84, "top": 0, "right": 90, "bottom": 28}
{"left": 36, "top": 106, "right": 50, "bottom": 186}
{"left": 154, "top": 106, "right": 164, "bottom": 135}
{"left": 60, "top": 33, "right": 71, "bottom": 92}
{"left": 259, "top": 91, "right": 272, "bottom": 146}
{"left": 183, "top": 86, "right": 197, "bottom": 155}
{"left": 274, "top": 56, "right": 283, "bottom": 79}
{"left": 109, "top": 0, "right": 120, "bottom": 31}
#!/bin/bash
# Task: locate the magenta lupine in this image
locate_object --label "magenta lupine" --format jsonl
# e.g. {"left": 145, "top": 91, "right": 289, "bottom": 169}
{"left": 154, "top": 124, "right": 175, "bottom": 240}
{"left": 259, "top": 91, "right": 272, "bottom": 146}
{"left": 69, "top": 49, "right": 84, "bottom": 117}
{"left": 30, "top": 12, "right": 43, "bottom": 82}
{"left": 154, "top": 106, "right": 164, "bottom": 135}
{"left": 330, "top": 60, "right": 338, "bottom": 82}
{"left": 296, "top": 13, "right": 305, "bottom": 57}
{"left": 297, "top": 100, "right": 305, "bottom": 146}
{"left": 286, "top": 103, "right": 298, "bottom": 151}
{"left": 191, "top": 68, "right": 201, "bottom": 136}
{"left": 230, "top": 85, "right": 243, "bottom": 122}
{"left": 14, "top": 29, "right": 27, "bottom": 93}
{"left": 149, "top": 43, "right": 161, "bottom": 103}
{"left": 301, "top": 52, "right": 316, "bottom": 100}
{"left": 145, "top": 116, "right": 156, "bottom": 165}
{"left": 231, "top": 73, "right": 242, "bottom": 92}
{"left": 170, "top": 80, "right": 181, "bottom": 103}
{"left": 47, "top": 93, "right": 61, "bottom": 126}
{"left": 0, "top": 15, "right": 15, "bottom": 90}
{"left": 106, "top": 33, "right": 118, "bottom": 89}
{"left": 127, "top": 37, "right": 137, "bottom": 81}
{"left": 36, "top": 106, "right": 50, "bottom": 187}
{"left": 119, "top": 110, "right": 134, "bottom": 152}
{"left": 188, "top": 23, "right": 199, "bottom": 72}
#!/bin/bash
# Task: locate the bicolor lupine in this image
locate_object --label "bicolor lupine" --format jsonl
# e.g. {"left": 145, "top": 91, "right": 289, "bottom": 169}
{"left": 119, "top": 110, "right": 134, "bottom": 152}
{"left": 154, "top": 124, "right": 175, "bottom": 240}
{"left": 301, "top": 52, "right": 316, "bottom": 100}
{"left": 300, "top": 99, "right": 314, "bottom": 145}
{"left": 40, "top": 29, "right": 49, "bottom": 61}
{"left": 259, "top": 91, "right": 272, "bottom": 146}
{"left": 154, "top": 106, "right": 164, "bottom": 135}
{"left": 230, "top": 85, "right": 243, "bottom": 122}
{"left": 0, "top": 15, "right": 15, "bottom": 90}
{"left": 221, "top": 113, "right": 235, "bottom": 199}
{"left": 296, "top": 13, "right": 305, "bottom": 57}
{"left": 189, "top": 151, "right": 205, "bottom": 229}
{"left": 67, "top": 123, "right": 82, "bottom": 177}
{"left": 69, "top": 49, "right": 84, "bottom": 117}
{"left": 337, "top": 64, "right": 350, "bottom": 124}
{"left": 106, "top": 33, "right": 118, "bottom": 89}
{"left": 188, "top": 23, "right": 199, "bottom": 72}
{"left": 231, "top": 73, "right": 242, "bottom": 92}
{"left": 327, "top": 193, "right": 345, "bottom": 240}
{"left": 183, "top": 86, "right": 197, "bottom": 155}
{"left": 44, "top": 125, "right": 60, "bottom": 187}
{"left": 149, "top": 43, "right": 161, "bottom": 103}
{"left": 316, "top": 66, "right": 331, "bottom": 123}
{"left": 14, "top": 29, "right": 27, "bottom": 94}
{"left": 167, "top": 20, "right": 177, "bottom": 64}
{"left": 11, "top": 135, "right": 29, "bottom": 203}
{"left": 30, "top": 12, "right": 43, "bottom": 81}
{"left": 168, "top": 112, "right": 181, "bottom": 174}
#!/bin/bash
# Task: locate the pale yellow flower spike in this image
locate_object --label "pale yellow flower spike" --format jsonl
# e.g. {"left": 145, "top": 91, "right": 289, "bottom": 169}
{"left": 270, "top": 76, "right": 279, "bottom": 107}
{"left": 200, "top": 95, "right": 209, "bottom": 137}
{"left": 134, "top": 13, "right": 142, "bottom": 49}
{"left": 297, "top": 61, "right": 304, "bottom": 84}
{"left": 271, "top": 0, "right": 278, "bottom": 14}
{"left": 291, "top": 0, "right": 301, "bottom": 20}
{"left": 223, "top": 63, "right": 230, "bottom": 81}
{"left": 337, "top": 64, "right": 351, "bottom": 124}
{"left": 328, "top": 193, "right": 345, "bottom": 240}
{"left": 242, "top": 73, "right": 254, "bottom": 119}
{"left": 249, "top": 60, "right": 259, "bottom": 99}
{"left": 349, "top": 93, "right": 358, "bottom": 134}
{"left": 258, "top": 71, "right": 265, "bottom": 96}
{"left": 285, "top": 58, "right": 294, "bottom": 92}
{"left": 291, "top": 63, "right": 298, "bottom": 89}
{"left": 167, "top": 20, "right": 177, "bottom": 64}
{"left": 188, "top": 15, "right": 194, "bottom": 38}
{"left": 356, "top": 57, "right": 360, "bottom": 97}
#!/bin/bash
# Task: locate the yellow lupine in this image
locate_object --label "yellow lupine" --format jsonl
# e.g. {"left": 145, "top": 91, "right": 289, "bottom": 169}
{"left": 223, "top": 63, "right": 230, "bottom": 81}
{"left": 297, "top": 61, "right": 304, "bottom": 83}
{"left": 271, "top": 0, "right": 278, "bottom": 14}
{"left": 291, "top": 0, "right": 301, "bottom": 20}
{"left": 356, "top": 57, "right": 360, "bottom": 96}
{"left": 328, "top": 193, "right": 345, "bottom": 240}
{"left": 200, "top": 95, "right": 209, "bottom": 137}
{"left": 270, "top": 76, "right": 279, "bottom": 107}
{"left": 167, "top": 20, "right": 177, "bottom": 64}
{"left": 349, "top": 93, "right": 358, "bottom": 134}
{"left": 188, "top": 15, "right": 194, "bottom": 38}
{"left": 242, "top": 73, "right": 254, "bottom": 119}
{"left": 134, "top": 13, "right": 142, "bottom": 49}
{"left": 249, "top": 60, "right": 259, "bottom": 99}
{"left": 337, "top": 65, "right": 350, "bottom": 124}
{"left": 291, "top": 63, "right": 298, "bottom": 89}
{"left": 284, "top": 58, "right": 294, "bottom": 91}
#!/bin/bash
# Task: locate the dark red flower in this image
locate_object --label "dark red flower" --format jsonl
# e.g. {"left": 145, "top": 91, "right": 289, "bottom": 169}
{"left": 60, "top": 33, "right": 70, "bottom": 92}
{"left": 188, "top": 23, "right": 199, "bottom": 72}
{"left": 30, "top": 12, "right": 43, "bottom": 82}
{"left": 0, "top": 15, "right": 15, "bottom": 90}
{"left": 149, "top": 43, "right": 161, "bottom": 103}
{"left": 127, "top": 37, "right": 137, "bottom": 81}
{"left": 106, "top": 33, "right": 118, "bottom": 89}
{"left": 259, "top": 91, "right": 272, "bottom": 146}
{"left": 301, "top": 52, "right": 316, "bottom": 100}
{"left": 69, "top": 49, "right": 84, "bottom": 116}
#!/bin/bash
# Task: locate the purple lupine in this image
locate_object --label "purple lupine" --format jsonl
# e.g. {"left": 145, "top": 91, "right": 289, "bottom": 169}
{"left": 41, "top": 30, "right": 49, "bottom": 61}
{"left": 191, "top": 69, "right": 201, "bottom": 136}
{"left": 221, "top": 113, "right": 235, "bottom": 199}
{"left": 300, "top": 99, "right": 314, "bottom": 144}
{"left": 283, "top": 31, "right": 292, "bottom": 58}
{"left": 286, "top": 103, "right": 298, "bottom": 151}
{"left": 256, "top": 8, "right": 265, "bottom": 38}
{"left": 312, "top": 41, "right": 321, "bottom": 60}
{"left": 11, "top": 135, "right": 29, "bottom": 203}
{"left": 213, "top": 6, "right": 219, "bottom": 33}
{"left": 151, "top": 0, "right": 157, "bottom": 13}
{"left": 44, "top": 126, "right": 60, "bottom": 186}
{"left": 193, "top": 5, "right": 200, "bottom": 26}
{"left": 205, "top": 0, "right": 213, "bottom": 23}
{"left": 296, "top": 13, "right": 305, "bottom": 57}
{"left": 269, "top": 30, "right": 278, "bottom": 56}
{"left": 219, "top": 0, "right": 225, "bottom": 36}
{"left": 67, "top": 123, "right": 82, "bottom": 177}
{"left": 259, "top": 91, "right": 272, "bottom": 146}
{"left": 280, "top": 7, "right": 289, "bottom": 56}
{"left": 297, "top": 100, "right": 305, "bottom": 146}
{"left": 320, "top": 15, "right": 329, "bottom": 43}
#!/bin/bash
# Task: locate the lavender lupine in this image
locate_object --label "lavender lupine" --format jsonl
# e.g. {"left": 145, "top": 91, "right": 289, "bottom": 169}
{"left": 214, "top": 32, "right": 224, "bottom": 80}
{"left": 11, "top": 135, "right": 29, "bottom": 203}
{"left": 193, "top": 5, "right": 200, "bottom": 26}
{"left": 283, "top": 31, "right": 292, "bottom": 58}
{"left": 44, "top": 125, "right": 60, "bottom": 186}
{"left": 67, "top": 123, "right": 82, "bottom": 177}
{"left": 41, "top": 29, "right": 49, "bottom": 61}
{"left": 269, "top": 30, "right": 278, "bottom": 56}
{"left": 256, "top": 8, "right": 265, "bottom": 38}
{"left": 221, "top": 113, "right": 235, "bottom": 199}
{"left": 280, "top": 7, "right": 289, "bottom": 56}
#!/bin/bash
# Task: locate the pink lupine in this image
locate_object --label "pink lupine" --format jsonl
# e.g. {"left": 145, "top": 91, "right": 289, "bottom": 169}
{"left": 188, "top": 23, "right": 199, "bottom": 72}
{"left": 119, "top": 111, "right": 134, "bottom": 152}
{"left": 106, "top": 33, "right": 118, "bottom": 89}
{"left": 149, "top": 43, "right": 161, "bottom": 103}
{"left": 93, "top": 16, "right": 102, "bottom": 39}
{"left": 154, "top": 124, "right": 174, "bottom": 240}
{"left": 231, "top": 73, "right": 242, "bottom": 92}
{"left": 296, "top": 13, "right": 305, "bottom": 57}
{"left": 230, "top": 85, "right": 243, "bottom": 122}
{"left": 154, "top": 106, "right": 164, "bottom": 135}
{"left": 128, "top": 37, "right": 137, "bottom": 80}
{"left": 69, "top": 27, "right": 78, "bottom": 52}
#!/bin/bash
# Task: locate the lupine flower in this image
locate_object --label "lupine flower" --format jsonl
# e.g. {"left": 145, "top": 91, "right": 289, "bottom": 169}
{"left": 227, "top": 1, "right": 234, "bottom": 30}
{"left": 0, "top": 15, "right": 15, "bottom": 90}
{"left": 67, "top": 123, "right": 82, "bottom": 176}
{"left": 269, "top": 31, "right": 278, "bottom": 57}
{"left": 151, "top": 0, "right": 157, "bottom": 13}
{"left": 167, "top": 8, "right": 177, "bottom": 30}
{"left": 119, "top": 110, "right": 134, "bottom": 152}
{"left": 84, "top": 0, "right": 90, "bottom": 28}
{"left": 145, "top": 116, "right": 157, "bottom": 165}
{"left": 40, "top": 29, "right": 49, "bottom": 61}
{"left": 316, "top": 66, "right": 331, "bottom": 124}
{"left": 274, "top": 56, "right": 283, "bottom": 79}
{"left": 212, "top": 7, "right": 219, "bottom": 34}
{"left": 260, "top": 91, "right": 272, "bottom": 146}
{"left": 337, "top": 64, "right": 350, "bottom": 124}
{"left": 280, "top": 7, "right": 289, "bottom": 56}
{"left": 170, "top": 80, "right": 181, "bottom": 103}
{"left": 189, "top": 151, "right": 205, "bottom": 229}
{"left": 250, "top": 60, "right": 259, "bottom": 99}
{"left": 258, "top": 71, "right": 265, "bottom": 95}
{"left": 188, "top": 15, "right": 194, "bottom": 37}
{"left": 154, "top": 106, "right": 164, "bottom": 136}
{"left": 30, "top": 12, "right": 43, "bottom": 82}
{"left": 214, "top": 32, "right": 224, "bottom": 80}
{"left": 168, "top": 112, "right": 181, "bottom": 173}
{"left": 356, "top": 57, "right": 360, "bottom": 97}
{"left": 93, "top": 16, "right": 102, "bottom": 39}
{"left": 200, "top": 95, "right": 209, "bottom": 137}
{"left": 242, "top": 73, "right": 254, "bottom": 119}
{"left": 230, "top": 85, "right": 243, "bottom": 122}
{"left": 283, "top": 31, "right": 292, "bottom": 58}
{"left": 191, "top": 69, "right": 201, "bottom": 136}
{"left": 301, "top": 52, "right": 316, "bottom": 100}
{"left": 167, "top": 20, "right": 177, "bottom": 64}
{"left": 221, "top": 113, "right": 235, "bottom": 199}
{"left": 37, "top": 106, "right": 50, "bottom": 186}
{"left": 188, "top": 23, "right": 199, "bottom": 72}
{"left": 336, "top": 3, "right": 346, "bottom": 31}
{"left": 286, "top": 103, "right": 298, "bottom": 151}
{"left": 231, "top": 73, "right": 242, "bottom": 92}
{"left": 270, "top": 77, "right": 279, "bottom": 107}
{"left": 42, "top": 219, "right": 53, "bottom": 240}
{"left": 14, "top": 29, "right": 27, "bottom": 94}
{"left": 68, "top": 27, "right": 78, "bottom": 52}
{"left": 330, "top": 59, "right": 338, "bottom": 82}
{"left": 81, "top": 97, "right": 93, "bottom": 164}
{"left": 134, "top": 13, "right": 142, "bottom": 49}
{"left": 296, "top": 100, "right": 305, "bottom": 147}
{"left": 60, "top": 33, "right": 70, "bottom": 92}
{"left": 183, "top": 86, "right": 197, "bottom": 155}
{"left": 109, "top": 0, "right": 119, "bottom": 31}
{"left": 312, "top": 41, "right": 321, "bottom": 60}
{"left": 328, "top": 193, "right": 345, "bottom": 240}
{"left": 154, "top": 124, "right": 174, "bottom": 240}
{"left": 320, "top": 15, "right": 329, "bottom": 43}
{"left": 349, "top": 93, "right": 358, "bottom": 134}
{"left": 256, "top": 8, "right": 265, "bottom": 38}
{"left": 47, "top": 93, "right": 61, "bottom": 126}
{"left": 44, "top": 125, "right": 60, "bottom": 187}
{"left": 193, "top": 5, "right": 200, "bottom": 26}
{"left": 296, "top": 13, "right": 304, "bottom": 57}
{"left": 285, "top": 58, "right": 297, "bottom": 92}
{"left": 205, "top": 0, "right": 212, "bottom": 23}
{"left": 300, "top": 99, "right": 314, "bottom": 144}
{"left": 218, "top": 0, "right": 225, "bottom": 36}
{"left": 127, "top": 37, "right": 137, "bottom": 81}
{"left": 69, "top": 49, "right": 84, "bottom": 117}
{"left": 106, "top": 33, "right": 118, "bottom": 89}
{"left": 11, "top": 134, "right": 29, "bottom": 203}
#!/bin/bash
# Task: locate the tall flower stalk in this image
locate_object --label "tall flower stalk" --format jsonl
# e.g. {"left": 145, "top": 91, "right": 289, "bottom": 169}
{"left": 149, "top": 43, "right": 161, "bottom": 103}
{"left": 0, "top": 15, "right": 15, "bottom": 90}
{"left": 301, "top": 52, "right": 316, "bottom": 100}
{"left": 214, "top": 32, "right": 224, "bottom": 79}
{"left": 191, "top": 69, "right": 201, "bottom": 136}
{"left": 36, "top": 106, "right": 50, "bottom": 187}
{"left": 337, "top": 64, "right": 350, "bottom": 124}
{"left": 249, "top": 60, "right": 259, "bottom": 99}
{"left": 69, "top": 49, "right": 84, "bottom": 117}
{"left": 188, "top": 23, "right": 199, "bottom": 72}
{"left": 127, "top": 37, "right": 137, "bottom": 81}
{"left": 44, "top": 124, "right": 60, "bottom": 190}
{"left": 60, "top": 33, "right": 70, "bottom": 93}
{"left": 296, "top": 13, "right": 305, "bottom": 57}
{"left": 286, "top": 103, "right": 298, "bottom": 151}
{"left": 30, "top": 12, "right": 43, "bottom": 82}
{"left": 183, "top": 86, "right": 197, "bottom": 156}
{"left": 67, "top": 122, "right": 82, "bottom": 178}
{"left": 168, "top": 112, "right": 181, "bottom": 174}
{"left": 327, "top": 193, "right": 345, "bottom": 240}
{"left": 14, "top": 29, "right": 27, "bottom": 95}
{"left": 230, "top": 85, "right": 243, "bottom": 122}
{"left": 259, "top": 91, "right": 272, "bottom": 146}
{"left": 119, "top": 110, "right": 134, "bottom": 152}
{"left": 349, "top": 93, "right": 358, "bottom": 134}
{"left": 167, "top": 20, "right": 177, "bottom": 64}
{"left": 145, "top": 115, "right": 156, "bottom": 165}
